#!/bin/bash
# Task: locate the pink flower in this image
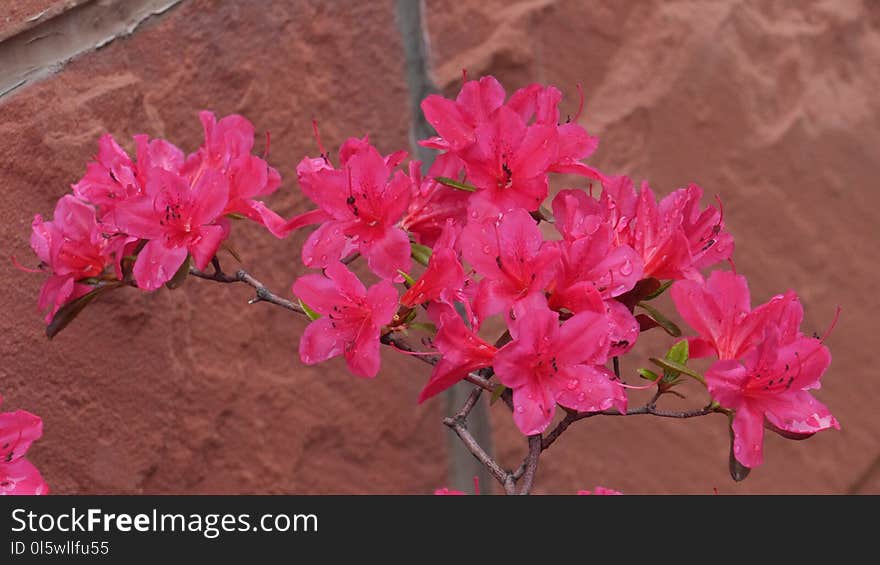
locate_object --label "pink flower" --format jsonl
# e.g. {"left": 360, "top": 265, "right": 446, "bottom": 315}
{"left": 577, "top": 487, "right": 622, "bottom": 495}
{"left": 459, "top": 105, "right": 558, "bottom": 212}
{"left": 418, "top": 306, "right": 497, "bottom": 403}
{"left": 183, "top": 111, "right": 288, "bottom": 237}
{"left": 72, "top": 133, "right": 184, "bottom": 217}
{"left": 30, "top": 195, "right": 123, "bottom": 321}
{"left": 494, "top": 303, "right": 626, "bottom": 435}
{"left": 289, "top": 137, "right": 412, "bottom": 280}
{"left": 420, "top": 75, "right": 507, "bottom": 152}
{"left": 708, "top": 327, "right": 838, "bottom": 469}
{"left": 599, "top": 177, "right": 733, "bottom": 280}
{"left": 670, "top": 270, "right": 798, "bottom": 360}
{"left": 292, "top": 262, "right": 399, "bottom": 378}
{"left": 461, "top": 208, "right": 560, "bottom": 322}
{"left": 0, "top": 395, "right": 49, "bottom": 495}
{"left": 400, "top": 154, "right": 470, "bottom": 247}
{"left": 671, "top": 271, "right": 839, "bottom": 468}
{"left": 421, "top": 77, "right": 602, "bottom": 211}
{"left": 112, "top": 168, "right": 230, "bottom": 290}
{"left": 506, "top": 83, "right": 601, "bottom": 179}
{"left": 400, "top": 221, "right": 465, "bottom": 309}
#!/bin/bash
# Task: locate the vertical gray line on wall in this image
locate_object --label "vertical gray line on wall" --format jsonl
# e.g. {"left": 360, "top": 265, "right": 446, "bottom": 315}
{"left": 393, "top": 0, "right": 494, "bottom": 494}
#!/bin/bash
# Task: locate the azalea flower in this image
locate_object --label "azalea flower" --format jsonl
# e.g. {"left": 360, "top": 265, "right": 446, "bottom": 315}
{"left": 0, "top": 395, "right": 49, "bottom": 495}
{"left": 670, "top": 270, "right": 800, "bottom": 360}
{"left": 708, "top": 326, "right": 838, "bottom": 468}
{"left": 72, "top": 133, "right": 184, "bottom": 217}
{"left": 599, "top": 177, "right": 733, "bottom": 280}
{"left": 418, "top": 306, "right": 497, "bottom": 403}
{"left": 400, "top": 220, "right": 465, "bottom": 310}
{"left": 672, "top": 270, "right": 839, "bottom": 468}
{"left": 461, "top": 208, "right": 559, "bottom": 322}
{"left": 494, "top": 304, "right": 626, "bottom": 435}
{"left": 30, "top": 195, "right": 123, "bottom": 321}
{"left": 289, "top": 137, "right": 412, "bottom": 280}
{"left": 400, "top": 154, "right": 469, "bottom": 247}
{"left": 112, "top": 168, "right": 230, "bottom": 290}
{"left": 183, "top": 111, "right": 288, "bottom": 237}
{"left": 292, "top": 262, "right": 399, "bottom": 378}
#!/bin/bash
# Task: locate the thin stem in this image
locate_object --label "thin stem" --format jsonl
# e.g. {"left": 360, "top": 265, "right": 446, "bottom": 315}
{"left": 190, "top": 266, "right": 302, "bottom": 313}
{"left": 517, "top": 435, "right": 542, "bottom": 495}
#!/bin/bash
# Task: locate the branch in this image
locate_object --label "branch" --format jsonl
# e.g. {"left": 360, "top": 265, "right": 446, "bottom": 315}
{"left": 443, "top": 391, "right": 515, "bottom": 495}
{"left": 189, "top": 265, "right": 302, "bottom": 313}
{"left": 517, "top": 435, "right": 542, "bottom": 495}
{"left": 542, "top": 403, "right": 720, "bottom": 451}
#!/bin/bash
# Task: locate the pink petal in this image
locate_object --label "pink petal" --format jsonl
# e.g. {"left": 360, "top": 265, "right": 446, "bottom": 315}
{"left": 301, "top": 222, "right": 349, "bottom": 268}
{"left": 421, "top": 95, "right": 474, "bottom": 150}
{"left": 346, "top": 324, "right": 382, "bottom": 378}
{"left": 190, "top": 169, "right": 230, "bottom": 225}
{"left": 299, "top": 317, "right": 348, "bottom": 365}
{"left": 132, "top": 239, "right": 188, "bottom": 291}
{"left": 511, "top": 379, "right": 556, "bottom": 435}
{"left": 555, "top": 309, "right": 611, "bottom": 365}
{"left": 0, "top": 410, "right": 43, "bottom": 462}
{"left": 189, "top": 223, "right": 228, "bottom": 271}
{"left": 761, "top": 391, "right": 839, "bottom": 435}
{"left": 360, "top": 226, "right": 412, "bottom": 281}
{"left": 705, "top": 359, "right": 749, "bottom": 410}
{"left": 0, "top": 459, "right": 49, "bottom": 495}
{"left": 732, "top": 403, "right": 765, "bottom": 468}
{"left": 365, "top": 280, "right": 400, "bottom": 327}
{"left": 324, "top": 262, "right": 367, "bottom": 301}
{"left": 552, "top": 364, "right": 626, "bottom": 415}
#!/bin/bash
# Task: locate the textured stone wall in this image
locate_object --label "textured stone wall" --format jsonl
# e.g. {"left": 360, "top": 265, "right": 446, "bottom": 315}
{"left": 1, "top": 0, "right": 877, "bottom": 494}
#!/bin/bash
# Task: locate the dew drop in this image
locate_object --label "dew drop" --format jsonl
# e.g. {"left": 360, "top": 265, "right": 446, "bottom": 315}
{"left": 576, "top": 392, "right": 586, "bottom": 401}
{"left": 620, "top": 259, "right": 633, "bottom": 277}
{"left": 566, "top": 379, "right": 578, "bottom": 390}
{"left": 734, "top": 443, "right": 742, "bottom": 454}
{"left": 516, "top": 405, "right": 524, "bottom": 413}
{"left": 482, "top": 245, "right": 491, "bottom": 254}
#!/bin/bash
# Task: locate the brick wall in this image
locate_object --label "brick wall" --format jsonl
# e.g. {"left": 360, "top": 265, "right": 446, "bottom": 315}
{"left": 1, "top": 0, "right": 877, "bottom": 494}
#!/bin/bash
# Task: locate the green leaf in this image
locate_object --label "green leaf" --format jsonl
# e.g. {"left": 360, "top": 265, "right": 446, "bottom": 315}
{"left": 490, "top": 384, "right": 507, "bottom": 405}
{"left": 436, "top": 176, "right": 478, "bottom": 192}
{"left": 408, "top": 322, "right": 437, "bottom": 334}
{"left": 297, "top": 298, "right": 321, "bottom": 321}
{"left": 665, "top": 339, "right": 689, "bottom": 365}
{"left": 165, "top": 255, "right": 191, "bottom": 290}
{"left": 638, "top": 368, "right": 660, "bottom": 381}
{"left": 46, "top": 283, "right": 121, "bottom": 339}
{"left": 643, "top": 279, "right": 674, "bottom": 300}
{"left": 411, "top": 243, "right": 433, "bottom": 267}
{"left": 649, "top": 357, "right": 706, "bottom": 386}
{"left": 398, "top": 270, "right": 417, "bottom": 287}
{"left": 637, "top": 302, "right": 682, "bottom": 337}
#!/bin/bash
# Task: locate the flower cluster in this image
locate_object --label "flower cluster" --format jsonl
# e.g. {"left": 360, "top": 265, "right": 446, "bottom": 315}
{"left": 21, "top": 75, "right": 839, "bottom": 493}
{"left": 0, "top": 394, "right": 48, "bottom": 495}
{"left": 27, "top": 112, "right": 289, "bottom": 325}
{"left": 287, "top": 75, "right": 837, "bottom": 470}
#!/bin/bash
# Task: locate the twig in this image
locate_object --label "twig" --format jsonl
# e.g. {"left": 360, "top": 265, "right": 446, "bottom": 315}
{"left": 443, "top": 413, "right": 514, "bottom": 494}
{"left": 541, "top": 403, "right": 720, "bottom": 451}
{"left": 189, "top": 266, "right": 302, "bottom": 313}
{"left": 517, "top": 435, "right": 542, "bottom": 495}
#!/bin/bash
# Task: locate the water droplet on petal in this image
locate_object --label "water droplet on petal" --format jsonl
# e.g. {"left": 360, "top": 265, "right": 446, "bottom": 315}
{"left": 576, "top": 392, "right": 586, "bottom": 401}
{"left": 516, "top": 405, "right": 524, "bottom": 413}
{"left": 620, "top": 259, "right": 633, "bottom": 277}
{"left": 482, "top": 245, "right": 491, "bottom": 254}
{"left": 566, "top": 379, "right": 578, "bottom": 390}
{"left": 734, "top": 443, "right": 742, "bottom": 454}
